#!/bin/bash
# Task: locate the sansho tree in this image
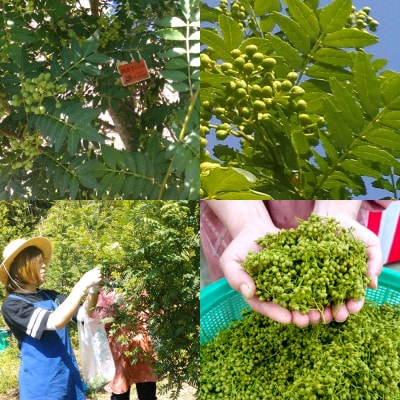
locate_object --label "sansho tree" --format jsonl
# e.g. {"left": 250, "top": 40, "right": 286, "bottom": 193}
{"left": 0, "top": 0, "right": 199, "bottom": 200}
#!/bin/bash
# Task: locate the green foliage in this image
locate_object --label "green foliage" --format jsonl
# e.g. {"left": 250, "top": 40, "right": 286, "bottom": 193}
{"left": 33, "top": 200, "right": 200, "bottom": 396}
{"left": 0, "top": 0, "right": 199, "bottom": 200}
{"left": 200, "top": 0, "right": 400, "bottom": 199}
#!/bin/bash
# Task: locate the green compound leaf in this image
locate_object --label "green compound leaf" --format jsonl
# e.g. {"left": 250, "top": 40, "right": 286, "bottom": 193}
{"left": 283, "top": 0, "right": 320, "bottom": 40}
{"left": 319, "top": 0, "right": 353, "bottom": 33}
{"left": 218, "top": 14, "right": 243, "bottom": 51}
{"left": 9, "top": 27, "right": 34, "bottom": 43}
{"left": 155, "top": 17, "right": 187, "bottom": 28}
{"left": 322, "top": 28, "right": 378, "bottom": 48}
{"left": 77, "top": 173, "right": 102, "bottom": 190}
{"left": 319, "top": 132, "right": 340, "bottom": 161}
{"left": 291, "top": 130, "right": 310, "bottom": 155}
{"left": 306, "top": 64, "right": 352, "bottom": 81}
{"left": 322, "top": 170, "right": 365, "bottom": 192}
{"left": 81, "top": 30, "right": 100, "bottom": 57}
{"left": 353, "top": 52, "right": 381, "bottom": 118}
{"left": 69, "top": 176, "right": 79, "bottom": 200}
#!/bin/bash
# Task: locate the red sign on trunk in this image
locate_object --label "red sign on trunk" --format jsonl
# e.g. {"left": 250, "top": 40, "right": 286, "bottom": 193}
{"left": 117, "top": 59, "right": 150, "bottom": 86}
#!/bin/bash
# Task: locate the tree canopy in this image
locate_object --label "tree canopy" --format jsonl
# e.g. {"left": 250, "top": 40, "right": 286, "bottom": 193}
{"left": 200, "top": 0, "right": 400, "bottom": 199}
{"left": 0, "top": 0, "right": 199, "bottom": 200}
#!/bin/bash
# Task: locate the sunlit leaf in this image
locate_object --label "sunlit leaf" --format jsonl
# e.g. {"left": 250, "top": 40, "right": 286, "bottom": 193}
{"left": 329, "top": 77, "right": 364, "bottom": 133}
{"left": 157, "top": 28, "right": 186, "bottom": 41}
{"left": 283, "top": 0, "right": 320, "bottom": 40}
{"left": 254, "top": 0, "right": 281, "bottom": 15}
{"left": 313, "top": 48, "right": 353, "bottom": 67}
{"left": 201, "top": 29, "right": 233, "bottom": 61}
{"left": 319, "top": 0, "right": 352, "bottom": 33}
{"left": 322, "top": 28, "right": 378, "bottom": 48}
{"left": 352, "top": 145, "right": 399, "bottom": 167}
{"left": 323, "top": 98, "right": 353, "bottom": 148}
{"left": 272, "top": 12, "right": 310, "bottom": 54}
{"left": 353, "top": 52, "right": 381, "bottom": 118}
{"left": 218, "top": 14, "right": 243, "bottom": 50}
{"left": 379, "top": 111, "right": 400, "bottom": 130}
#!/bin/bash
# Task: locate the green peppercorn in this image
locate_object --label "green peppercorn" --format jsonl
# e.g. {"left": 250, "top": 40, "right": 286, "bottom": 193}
{"left": 230, "top": 49, "right": 242, "bottom": 59}
{"left": 261, "top": 57, "right": 277, "bottom": 71}
{"left": 251, "top": 52, "right": 265, "bottom": 64}
{"left": 253, "top": 100, "right": 266, "bottom": 111}
{"left": 245, "top": 44, "right": 258, "bottom": 57}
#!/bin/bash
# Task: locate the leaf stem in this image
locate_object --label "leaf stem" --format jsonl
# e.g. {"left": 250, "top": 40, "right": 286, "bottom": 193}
{"left": 158, "top": 86, "right": 199, "bottom": 200}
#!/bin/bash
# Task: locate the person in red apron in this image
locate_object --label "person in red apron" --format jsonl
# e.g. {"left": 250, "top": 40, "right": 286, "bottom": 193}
{"left": 0, "top": 237, "right": 103, "bottom": 400}
{"left": 96, "top": 290, "right": 158, "bottom": 400}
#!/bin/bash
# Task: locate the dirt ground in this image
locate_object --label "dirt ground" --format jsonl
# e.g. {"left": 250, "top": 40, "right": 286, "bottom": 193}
{"left": 0, "top": 382, "right": 197, "bottom": 400}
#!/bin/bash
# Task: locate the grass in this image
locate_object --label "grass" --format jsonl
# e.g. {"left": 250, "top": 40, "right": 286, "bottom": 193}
{"left": 0, "top": 338, "right": 19, "bottom": 395}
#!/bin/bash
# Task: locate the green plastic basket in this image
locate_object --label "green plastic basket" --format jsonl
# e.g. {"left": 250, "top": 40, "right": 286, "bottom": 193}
{"left": 200, "top": 267, "right": 400, "bottom": 345}
{"left": 0, "top": 329, "right": 9, "bottom": 352}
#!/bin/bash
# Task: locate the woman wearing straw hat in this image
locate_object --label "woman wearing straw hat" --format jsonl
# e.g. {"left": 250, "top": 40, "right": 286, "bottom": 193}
{"left": 0, "top": 236, "right": 103, "bottom": 400}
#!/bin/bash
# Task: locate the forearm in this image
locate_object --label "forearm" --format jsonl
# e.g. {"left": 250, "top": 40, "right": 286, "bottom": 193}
{"left": 207, "top": 200, "right": 274, "bottom": 238}
{"left": 85, "top": 289, "right": 99, "bottom": 317}
{"left": 313, "top": 200, "right": 362, "bottom": 220}
{"left": 47, "top": 284, "right": 87, "bottom": 330}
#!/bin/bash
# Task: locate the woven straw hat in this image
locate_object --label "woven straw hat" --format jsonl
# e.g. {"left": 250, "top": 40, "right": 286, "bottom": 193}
{"left": 0, "top": 237, "right": 52, "bottom": 285}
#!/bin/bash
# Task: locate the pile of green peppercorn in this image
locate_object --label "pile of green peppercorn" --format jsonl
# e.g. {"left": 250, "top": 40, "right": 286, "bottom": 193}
{"left": 200, "top": 303, "right": 400, "bottom": 399}
{"left": 242, "top": 213, "right": 370, "bottom": 314}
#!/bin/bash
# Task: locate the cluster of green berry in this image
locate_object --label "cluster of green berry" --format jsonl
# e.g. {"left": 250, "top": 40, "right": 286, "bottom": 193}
{"left": 346, "top": 6, "right": 379, "bottom": 31}
{"left": 242, "top": 214, "right": 369, "bottom": 314}
{"left": 215, "top": 0, "right": 257, "bottom": 31}
{"left": 201, "top": 303, "right": 400, "bottom": 399}
{"left": 97, "top": 15, "right": 123, "bottom": 48}
{"left": 11, "top": 73, "right": 67, "bottom": 115}
{"left": 201, "top": 43, "right": 312, "bottom": 142}
{"left": 8, "top": 132, "right": 42, "bottom": 171}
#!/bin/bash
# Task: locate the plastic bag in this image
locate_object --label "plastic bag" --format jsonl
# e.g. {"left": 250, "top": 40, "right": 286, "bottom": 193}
{"left": 77, "top": 306, "right": 116, "bottom": 389}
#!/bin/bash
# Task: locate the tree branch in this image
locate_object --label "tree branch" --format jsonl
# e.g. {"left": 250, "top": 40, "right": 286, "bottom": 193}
{"left": 0, "top": 129, "right": 23, "bottom": 141}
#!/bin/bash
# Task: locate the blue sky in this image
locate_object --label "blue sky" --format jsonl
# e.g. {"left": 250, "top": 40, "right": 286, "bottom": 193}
{"left": 202, "top": 0, "right": 400, "bottom": 199}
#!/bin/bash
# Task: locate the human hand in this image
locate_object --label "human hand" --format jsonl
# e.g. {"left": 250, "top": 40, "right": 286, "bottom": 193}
{"left": 220, "top": 214, "right": 382, "bottom": 327}
{"left": 79, "top": 267, "right": 103, "bottom": 290}
{"left": 219, "top": 223, "right": 301, "bottom": 324}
